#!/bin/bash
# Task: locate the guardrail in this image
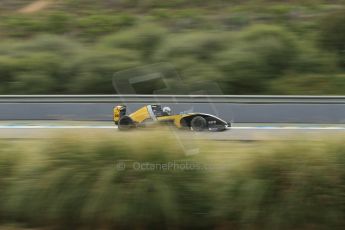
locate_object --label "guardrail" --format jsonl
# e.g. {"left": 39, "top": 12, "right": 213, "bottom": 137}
{"left": 1, "top": 95, "right": 345, "bottom": 103}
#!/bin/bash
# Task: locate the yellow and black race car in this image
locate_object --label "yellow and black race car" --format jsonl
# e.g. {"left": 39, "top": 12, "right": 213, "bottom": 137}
{"left": 113, "top": 104, "right": 230, "bottom": 131}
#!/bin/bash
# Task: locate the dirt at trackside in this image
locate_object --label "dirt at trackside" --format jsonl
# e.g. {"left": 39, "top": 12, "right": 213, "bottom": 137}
{"left": 18, "top": 0, "right": 52, "bottom": 13}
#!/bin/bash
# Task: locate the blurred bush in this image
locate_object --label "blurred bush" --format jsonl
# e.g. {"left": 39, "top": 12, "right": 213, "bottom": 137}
{"left": 0, "top": 133, "right": 345, "bottom": 229}
{"left": 268, "top": 73, "right": 345, "bottom": 95}
{"left": 100, "top": 24, "right": 166, "bottom": 61}
{"left": 2, "top": 133, "right": 211, "bottom": 229}
{"left": 0, "top": 1, "right": 344, "bottom": 94}
{"left": 216, "top": 25, "right": 299, "bottom": 93}
{"left": 156, "top": 32, "right": 229, "bottom": 61}
{"left": 213, "top": 141, "right": 345, "bottom": 229}
{"left": 319, "top": 10, "right": 345, "bottom": 68}
{"left": 76, "top": 14, "right": 137, "bottom": 39}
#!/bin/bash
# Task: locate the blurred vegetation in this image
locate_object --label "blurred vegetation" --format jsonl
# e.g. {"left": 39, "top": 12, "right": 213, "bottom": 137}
{"left": 0, "top": 132, "right": 345, "bottom": 229}
{"left": 0, "top": 0, "right": 344, "bottom": 94}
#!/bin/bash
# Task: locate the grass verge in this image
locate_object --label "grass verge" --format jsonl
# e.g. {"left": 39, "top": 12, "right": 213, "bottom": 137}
{"left": 0, "top": 131, "right": 344, "bottom": 229}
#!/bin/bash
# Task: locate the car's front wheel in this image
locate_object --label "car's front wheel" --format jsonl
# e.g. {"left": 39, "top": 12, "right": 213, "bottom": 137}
{"left": 191, "top": 116, "right": 207, "bottom": 131}
{"left": 118, "top": 116, "right": 135, "bottom": 131}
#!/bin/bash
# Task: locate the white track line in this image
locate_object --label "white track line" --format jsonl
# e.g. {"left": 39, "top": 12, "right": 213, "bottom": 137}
{"left": 231, "top": 127, "right": 345, "bottom": 130}
{"left": 0, "top": 125, "right": 345, "bottom": 130}
{"left": 0, "top": 125, "right": 115, "bottom": 129}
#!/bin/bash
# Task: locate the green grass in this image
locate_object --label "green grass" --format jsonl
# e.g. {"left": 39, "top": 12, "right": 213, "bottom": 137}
{"left": 0, "top": 131, "right": 345, "bottom": 229}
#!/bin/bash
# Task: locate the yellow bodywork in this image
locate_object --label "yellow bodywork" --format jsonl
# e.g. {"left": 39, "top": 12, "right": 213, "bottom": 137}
{"left": 113, "top": 105, "right": 127, "bottom": 124}
{"left": 113, "top": 106, "right": 122, "bottom": 123}
{"left": 113, "top": 105, "right": 189, "bottom": 128}
{"left": 129, "top": 106, "right": 151, "bottom": 123}
{"left": 156, "top": 114, "right": 186, "bottom": 128}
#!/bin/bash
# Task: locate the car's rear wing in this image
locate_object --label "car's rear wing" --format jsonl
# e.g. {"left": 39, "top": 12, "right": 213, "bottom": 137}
{"left": 113, "top": 105, "right": 126, "bottom": 124}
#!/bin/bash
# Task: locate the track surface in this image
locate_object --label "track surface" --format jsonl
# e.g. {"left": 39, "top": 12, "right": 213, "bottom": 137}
{"left": 0, "top": 121, "right": 344, "bottom": 140}
{"left": 1, "top": 100, "right": 345, "bottom": 123}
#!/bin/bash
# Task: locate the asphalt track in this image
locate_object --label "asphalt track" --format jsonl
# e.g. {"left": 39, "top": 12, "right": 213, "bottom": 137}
{"left": 1, "top": 102, "right": 345, "bottom": 123}
{"left": 0, "top": 122, "right": 344, "bottom": 140}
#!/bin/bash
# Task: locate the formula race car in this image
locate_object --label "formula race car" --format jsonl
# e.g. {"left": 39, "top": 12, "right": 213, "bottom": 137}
{"left": 113, "top": 104, "right": 230, "bottom": 131}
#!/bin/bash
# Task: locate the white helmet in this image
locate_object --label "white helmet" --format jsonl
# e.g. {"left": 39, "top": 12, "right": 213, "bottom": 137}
{"left": 163, "top": 106, "right": 171, "bottom": 115}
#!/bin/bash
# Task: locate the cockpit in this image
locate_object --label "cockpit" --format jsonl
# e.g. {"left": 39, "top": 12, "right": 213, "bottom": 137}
{"left": 150, "top": 105, "right": 171, "bottom": 117}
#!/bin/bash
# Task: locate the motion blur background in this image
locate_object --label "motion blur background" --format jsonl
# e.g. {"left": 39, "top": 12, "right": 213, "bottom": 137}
{"left": 1, "top": 1, "right": 345, "bottom": 230}
{"left": 0, "top": 0, "right": 344, "bottom": 94}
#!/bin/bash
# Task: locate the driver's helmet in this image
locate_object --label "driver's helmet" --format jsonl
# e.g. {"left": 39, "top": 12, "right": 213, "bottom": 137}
{"left": 163, "top": 106, "right": 172, "bottom": 115}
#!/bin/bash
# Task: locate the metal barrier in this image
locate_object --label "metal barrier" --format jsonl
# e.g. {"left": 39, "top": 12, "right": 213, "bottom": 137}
{"left": 1, "top": 95, "right": 345, "bottom": 103}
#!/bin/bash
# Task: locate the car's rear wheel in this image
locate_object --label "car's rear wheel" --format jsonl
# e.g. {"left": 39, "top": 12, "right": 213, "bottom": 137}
{"left": 118, "top": 116, "right": 135, "bottom": 130}
{"left": 191, "top": 116, "right": 207, "bottom": 131}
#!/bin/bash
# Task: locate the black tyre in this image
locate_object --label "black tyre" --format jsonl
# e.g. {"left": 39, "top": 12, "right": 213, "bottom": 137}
{"left": 118, "top": 116, "right": 134, "bottom": 130}
{"left": 191, "top": 116, "right": 207, "bottom": 131}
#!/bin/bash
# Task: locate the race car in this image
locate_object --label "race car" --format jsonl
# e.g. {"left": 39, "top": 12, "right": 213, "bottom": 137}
{"left": 113, "top": 104, "right": 230, "bottom": 131}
